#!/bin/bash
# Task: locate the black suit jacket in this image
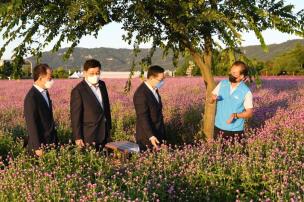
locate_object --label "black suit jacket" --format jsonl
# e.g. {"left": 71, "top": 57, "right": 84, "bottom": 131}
{"left": 24, "top": 86, "right": 58, "bottom": 152}
{"left": 70, "top": 80, "right": 112, "bottom": 145}
{"left": 133, "top": 82, "right": 165, "bottom": 150}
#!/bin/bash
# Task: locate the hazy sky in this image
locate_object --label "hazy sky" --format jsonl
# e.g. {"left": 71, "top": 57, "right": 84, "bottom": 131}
{"left": 0, "top": 0, "right": 303, "bottom": 59}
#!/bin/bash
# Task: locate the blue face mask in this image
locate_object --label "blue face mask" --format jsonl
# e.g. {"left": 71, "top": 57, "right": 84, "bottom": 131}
{"left": 155, "top": 80, "right": 165, "bottom": 89}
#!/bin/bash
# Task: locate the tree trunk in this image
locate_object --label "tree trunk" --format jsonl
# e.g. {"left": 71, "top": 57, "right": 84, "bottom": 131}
{"left": 191, "top": 50, "right": 216, "bottom": 141}
{"left": 184, "top": 32, "right": 216, "bottom": 141}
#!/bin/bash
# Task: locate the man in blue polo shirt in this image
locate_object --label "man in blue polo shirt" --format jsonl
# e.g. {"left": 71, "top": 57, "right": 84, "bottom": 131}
{"left": 210, "top": 61, "right": 253, "bottom": 142}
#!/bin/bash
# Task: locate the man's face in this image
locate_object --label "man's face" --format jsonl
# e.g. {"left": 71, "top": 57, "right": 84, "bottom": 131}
{"left": 85, "top": 67, "right": 101, "bottom": 79}
{"left": 39, "top": 69, "right": 53, "bottom": 88}
{"left": 230, "top": 65, "right": 244, "bottom": 82}
{"left": 151, "top": 72, "right": 165, "bottom": 88}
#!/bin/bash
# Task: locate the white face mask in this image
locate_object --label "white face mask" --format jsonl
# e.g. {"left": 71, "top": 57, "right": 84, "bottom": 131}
{"left": 45, "top": 79, "right": 54, "bottom": 89}
{"left": 87, "top": 75, "right": 100, "bottom": 85}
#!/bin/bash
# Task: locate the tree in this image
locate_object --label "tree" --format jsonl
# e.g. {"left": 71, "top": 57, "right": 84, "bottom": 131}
{"left": 11, "top": 55, "right": 24, "bottom": 79}
{"left": 22, "top": 61, "right": 32, "bottom": 78}
{"left": 0, "top": 60, "right": 13, "bottom": 79}
{"left": 271, "top": 43, "right": 304, "bottom": 75}
{"left": 119, "top": 0, "right": 303, "bottom": 139}
{"left": 53, "top": 67, "right": 69, "bottom": 78}
{"left": 0, "top": 0, "right": 114, "bottom": 60}
{"left": 212, "top": 48, "right": 237, "bottom": 76}
{"left": 0, "top": 0, "right": 303, "bottom": 140}
{"left": 0, "top": 58, "right": 23, "bottom": 79}
{"left": 175, "top": 55, "right": 201, "bottom": 76}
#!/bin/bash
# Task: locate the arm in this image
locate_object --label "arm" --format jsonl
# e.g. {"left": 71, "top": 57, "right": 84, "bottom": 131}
{"left": 101, "top": 81, "right": 112, "bottom": 129}
{"left": 226, "top": 91, "right": 253, "bottom": 124}
{"left": 209, "top": 82, "right": 221, "bottom": 104}
{"left": 226, "top": 108, "right": 253, "bottom": 124}
{"left": 24, "top": 95, "right": 41, "bottom": 153}
{"left": 100, "top": 81, "right": 112, "bottom": 142}
{"left": 133, "top": 93, "right": 156, "bottom": 140}
{"left": 70, "top": 88, "right": 84, "bottom": 143}
{"left": 238, "top": 91, "right": 253, "bottom": 119}
{"left": 236, "top": 108, "right": 253, "bottom": 119}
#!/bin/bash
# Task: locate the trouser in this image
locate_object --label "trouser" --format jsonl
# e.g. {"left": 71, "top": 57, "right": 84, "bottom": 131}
{"left": 214, "top": 126, "right": 245, "bottom": 143}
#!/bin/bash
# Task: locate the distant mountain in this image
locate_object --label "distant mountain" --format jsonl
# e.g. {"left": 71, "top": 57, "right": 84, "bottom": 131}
{"left": 27, "top": 39, "right": 304, "bottom": 71}
{"left": 241, "top": 39, "right": 304, "bottom": 61}
{"left": 27, "top": 47, "right": 178, "bottom": 71}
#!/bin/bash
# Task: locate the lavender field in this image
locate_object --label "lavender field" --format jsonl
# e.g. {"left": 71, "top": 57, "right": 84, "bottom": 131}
{"left": 0, "top": 77, "right": 303, "bottom": 201}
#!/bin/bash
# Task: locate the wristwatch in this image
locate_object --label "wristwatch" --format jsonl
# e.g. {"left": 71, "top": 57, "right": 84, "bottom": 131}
{"left": 233, "top": 113, "right": 238, "bottom": 119}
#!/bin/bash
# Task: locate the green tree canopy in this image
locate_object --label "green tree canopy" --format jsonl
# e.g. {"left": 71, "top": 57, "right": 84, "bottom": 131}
{"left": 0, "top": 0, "right": 115, "bottom": 59}
{"left": 53, "top": 67, "right": 70, "bottom": 78}
{"left": 0, "top": 60, "right": 13, "bottom": 79}
{"left": 271, "top": 43, "right": 304, "bottom": 74}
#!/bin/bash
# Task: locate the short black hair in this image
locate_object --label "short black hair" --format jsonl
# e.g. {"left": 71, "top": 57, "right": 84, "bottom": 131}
{"left": 83, "top": 59, "right": 101, "bottom": 71}
{"left": 147, "top": 65, "right": 165, "bottom": 78}
{"left": 33, "top": 64, "right": 51, "bottom": 81}
{"left": 232, "top": 61, "right": 248, "bottom": 77}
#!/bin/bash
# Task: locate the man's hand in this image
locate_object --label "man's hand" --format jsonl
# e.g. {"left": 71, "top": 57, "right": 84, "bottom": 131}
{"left": 149, "top": 136, "right": 160, "bottom": 150}
{"left": 75, "top": 139, "right": 85, "bottom": 148}
{"left": 209, "top": 94, "right": 218, "bottom": 104}
{"left": 226, "top": 114, "right": 235, "bottom": 124}
{"left": 35, "top": 149, "right": 43, "bottom": 157}
{"left": 107, "top": 129, "right": 113, "bottom": 142}
{"left": 106, "top": 135, "right": 112, "bottom": 143}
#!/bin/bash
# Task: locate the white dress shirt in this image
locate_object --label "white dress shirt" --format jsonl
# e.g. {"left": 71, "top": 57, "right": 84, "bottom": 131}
{"left": 85, "top": 80, "right": 104, "bottom": 109}
{"left": 144, "top": 82, "right": 159, "bottom": 103}
{"left": 212, "top": 81, "right": 253, "bottom": 109}
{"left": 33, "top": 84, "right": 50, "bottom": 107}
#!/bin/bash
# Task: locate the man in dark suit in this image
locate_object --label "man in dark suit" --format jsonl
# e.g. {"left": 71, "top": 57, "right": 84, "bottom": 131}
{"left": 133, "top": 65, "right": 166, "bottom": 151}
{"left": 70, "top": 59, "right": 112, "bottom": 150}
{"left": 24, "top": 64, "right": 58, "bottom": 157}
